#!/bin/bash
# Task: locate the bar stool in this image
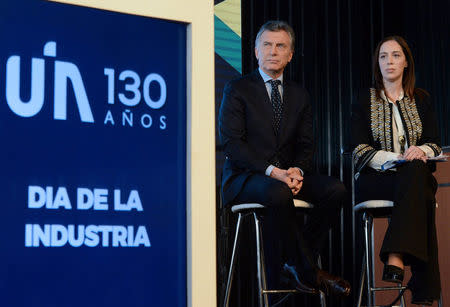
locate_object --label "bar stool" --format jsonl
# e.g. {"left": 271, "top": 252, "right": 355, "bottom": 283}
{"left": 354, "top": 200, "right": 406, "bottom": 307}
{"left": 354, "top": 201, "right": 443, "bottom": 307}
{"left": 223, "top": 199, "right": 327, "bottom": 307}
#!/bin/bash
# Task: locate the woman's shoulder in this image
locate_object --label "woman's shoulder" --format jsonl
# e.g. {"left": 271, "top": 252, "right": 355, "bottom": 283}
{"left": 413, "top": 88, "right": 432, "bottom": 110}
{"left": 354, "top": 87, "right": 374, "bottom": 105}
{"left": 413, "top": 88, "right": 430, "bottom": 101}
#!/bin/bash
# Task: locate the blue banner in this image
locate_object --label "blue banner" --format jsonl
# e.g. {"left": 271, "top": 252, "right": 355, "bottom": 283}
{"left": 0, "top": 1, "right": 187, "bottom": 306}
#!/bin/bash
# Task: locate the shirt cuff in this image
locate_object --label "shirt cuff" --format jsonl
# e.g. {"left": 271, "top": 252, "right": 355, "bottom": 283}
{"left": 418, "top": 145, "right": 435, "bottom": 158}
{"left": 265, "top": 165, "right": 304, "bottom": 176}
{"left": 295, "top": 167, "right": 304, "bottom": 176}
{"left": 368, "top": 150, "right": 400, "bottom": 170}
{"left": 265, "top": 165, "right": 275, "bottom": 176}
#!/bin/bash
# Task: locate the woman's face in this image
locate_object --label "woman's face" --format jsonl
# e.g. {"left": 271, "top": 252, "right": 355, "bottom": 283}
{"left": 378, "top": 40, "right": 408, "bottom": 83}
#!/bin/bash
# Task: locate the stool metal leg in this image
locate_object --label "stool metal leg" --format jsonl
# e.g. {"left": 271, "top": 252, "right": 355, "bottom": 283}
{"left": 257, "top": 215, "right": 269, "bottom": 298}
{"left": 363, "top": 213, "right": 375, "bottom": 307}
{"left": 254, "top": 212, "right": 269, "bottom": 307}
{"left": 358, "top": 209, "right": 409, "bottom": 307}
{"left": 356, "top": 251, "right": 366, "bottom": 307}
{"left": 399, "top": 284, "right": 405, "bottom": 307}
{"left": 223, "top": 213, "right": 243, "bottom": 307}
{"left": 316, "top": 255, "right": 327, "bottom": 307}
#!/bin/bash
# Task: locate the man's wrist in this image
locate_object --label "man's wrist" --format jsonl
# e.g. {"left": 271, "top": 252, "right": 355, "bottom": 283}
{"left": 265, "top": 165, "right": 275, "bottom": 176}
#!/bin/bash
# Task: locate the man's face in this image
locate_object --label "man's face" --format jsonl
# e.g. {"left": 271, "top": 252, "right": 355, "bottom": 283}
{"left": 255, "top": 30, "right": 293, "bottom": 78}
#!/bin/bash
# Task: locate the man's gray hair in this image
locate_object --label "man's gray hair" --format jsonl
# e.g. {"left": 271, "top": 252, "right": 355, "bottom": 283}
{"left": 255, "top": 20, "right": 295, "bottom": 51}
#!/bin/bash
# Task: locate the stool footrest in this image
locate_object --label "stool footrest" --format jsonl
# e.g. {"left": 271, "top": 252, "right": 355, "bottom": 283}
{"left": 262, "top": 289, "right": 320, "bottom": 295}
{"left": 262, "top": 289, "right": 299, "bottom": 294}
{"left": 371, "top": 286, "right": 407, "bottom": 291}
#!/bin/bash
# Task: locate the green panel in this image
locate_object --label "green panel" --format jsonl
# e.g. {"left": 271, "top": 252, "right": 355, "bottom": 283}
{"left": 214, "top": 15, "right": 241, "bottom": 73}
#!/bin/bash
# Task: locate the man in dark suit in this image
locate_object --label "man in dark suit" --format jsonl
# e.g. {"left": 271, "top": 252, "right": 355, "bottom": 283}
{"left": 219, "top": 20, "right": 351, "bottom": 296}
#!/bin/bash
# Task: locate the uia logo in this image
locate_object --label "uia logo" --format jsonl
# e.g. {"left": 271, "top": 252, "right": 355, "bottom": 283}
{"left": 6, "top": 41, "right": 94, "bottom": 122}
{"left": 5, "top": 41, "right": 168, "bottom": 129}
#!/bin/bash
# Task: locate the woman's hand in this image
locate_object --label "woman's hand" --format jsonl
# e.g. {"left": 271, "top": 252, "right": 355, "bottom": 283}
{"left": 402, "top": 145, "right": 427, "bottom": 162}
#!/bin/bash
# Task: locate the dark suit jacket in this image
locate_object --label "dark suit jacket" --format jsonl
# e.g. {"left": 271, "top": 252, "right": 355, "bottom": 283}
{"left": 219, "top": 70, "right": 314, "bottom": 205}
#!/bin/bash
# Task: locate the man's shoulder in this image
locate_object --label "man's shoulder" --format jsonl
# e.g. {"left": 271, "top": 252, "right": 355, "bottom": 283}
{"left": 224, "top": 71, "right": 262, "bottom": 92}
{"left": 285, "top": 79, "right": 306, "bottom": 89}
{"left": 283, "top": 80, "right": 310, "bottom": 97}
{"left": 229, "top": 70, "right": 260, "bottom": 85}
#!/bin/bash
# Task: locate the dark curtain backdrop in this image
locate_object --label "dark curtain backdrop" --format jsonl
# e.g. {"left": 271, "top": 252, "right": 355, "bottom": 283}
{"left": 216, "top": 0, "right": 449, "bottom": 306}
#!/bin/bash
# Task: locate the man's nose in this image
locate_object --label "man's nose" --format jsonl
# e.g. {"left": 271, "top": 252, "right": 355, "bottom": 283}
{"left": 270, "top": 45, "right": 277, "bottom": 54}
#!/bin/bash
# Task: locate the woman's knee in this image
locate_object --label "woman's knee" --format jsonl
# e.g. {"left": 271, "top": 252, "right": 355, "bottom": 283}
{"left": 400, "top": 160, "right": 435, "bottom": 185}
{"left": 402, "top": 160, "right": 429, "bottom": 175}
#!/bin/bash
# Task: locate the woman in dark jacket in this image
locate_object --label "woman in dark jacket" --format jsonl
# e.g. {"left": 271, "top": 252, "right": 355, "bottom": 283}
{"left": 352, "top": 35, "right": 441, "bottom": 305}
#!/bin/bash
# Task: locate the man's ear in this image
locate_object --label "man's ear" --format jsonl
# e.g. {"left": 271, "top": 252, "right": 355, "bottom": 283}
{"left": 287, "top": 51, "right": 293, "bottom": 63}
{"left": 255, "top": 47, "right": 259, "bottom": 60}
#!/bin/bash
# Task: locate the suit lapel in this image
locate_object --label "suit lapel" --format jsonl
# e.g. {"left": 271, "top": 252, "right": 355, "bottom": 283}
{"left": 278, "top": 80, "right": 294, "bottom": 141}
{"left": 250, "top": 71, "right": 277, "bottom": 135}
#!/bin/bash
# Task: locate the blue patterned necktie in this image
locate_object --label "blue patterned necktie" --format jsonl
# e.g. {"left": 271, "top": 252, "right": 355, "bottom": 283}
{"left": 269, "top": 79, "right": 283, "bottom": 134}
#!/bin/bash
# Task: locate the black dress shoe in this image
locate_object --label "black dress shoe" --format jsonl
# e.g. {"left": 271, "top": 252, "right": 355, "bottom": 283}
{"left": 281, "top": 263, "right": 318, "bottom": 294}
{"left": 382, "top": 264, "right": 404, "bottom": 283}
{"left": 316, "top": 269, "right": 351, "bottom": 297}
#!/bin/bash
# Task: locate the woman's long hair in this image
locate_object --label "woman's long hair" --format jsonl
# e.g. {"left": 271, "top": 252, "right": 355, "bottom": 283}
{"left": 373, "top": 35, "right": 418, "bottom": 98}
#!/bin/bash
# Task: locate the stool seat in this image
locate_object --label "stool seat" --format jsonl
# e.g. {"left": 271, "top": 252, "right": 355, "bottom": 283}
{"left": 294, "top": 199, "right": 314, "bottom": 208}
{"left": 354, "top": 200, "right": 438, "bottom": 212}
{"left": 231, "top": 203, "right": 264, "bottom": 212}
{"left": 353, "top": 200, "right": 393, "bottom": 211}
{"left": 231, "top": 199, "right": 313, "bottom": 213}
{"left": 354, "top": 200, "right": 394, "bottom": 218}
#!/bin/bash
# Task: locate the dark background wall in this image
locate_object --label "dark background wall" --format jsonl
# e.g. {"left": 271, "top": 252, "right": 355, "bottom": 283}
{"left": 216, "top": 0, "right": 449, "bottom": 306}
